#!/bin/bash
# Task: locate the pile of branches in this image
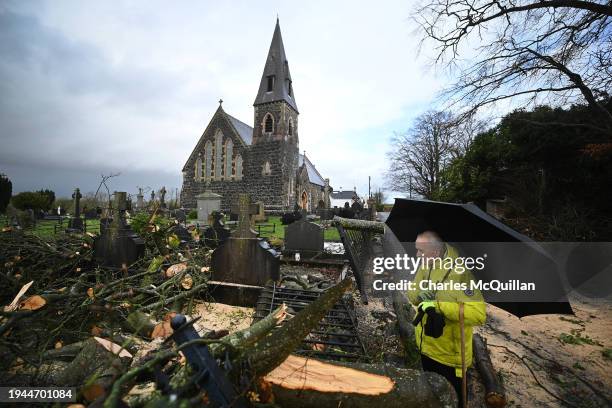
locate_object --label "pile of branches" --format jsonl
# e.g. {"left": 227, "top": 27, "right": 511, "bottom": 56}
{"left": 0, "top": 218, "right": 457, "bottom": 408}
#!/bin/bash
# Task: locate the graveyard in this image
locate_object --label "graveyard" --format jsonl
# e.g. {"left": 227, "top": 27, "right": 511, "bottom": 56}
{"left": 3, "top": 188, "right": 453, "bottom": 407}
{"left": 2, "top": 2, "right": 611, "bottom": 407}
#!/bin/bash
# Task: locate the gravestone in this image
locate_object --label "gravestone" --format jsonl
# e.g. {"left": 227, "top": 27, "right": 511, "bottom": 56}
{"left": 159, "top": 186, "right": 167, "bottom": 209}
{"left": 174, "top": 208, "right": 187, "bottom": 224}
{"left": 136, "top": 187, "right": 145, "bottom": 210}
{"left": 252, "top": 201, "right": 266, "bottom": 222}
{"left": 67, "top": 188, "right": 84, "bottom": 232}
{"left": 212, "top": 194, "right": 279, "bottom": 286}
{"left": 230, "top": 199, "right": 259, "bottom": 229}
{"left": 93, "top": 192, "right": 145, "bottom": 267}
{"left": 196, "top": 191, "right": 222, "bottom": 225}
{"left": 284, "top": 219, "right": 324, "bottom": 254}
{"left": 202, "top": 211, "right": 231, "bottom": 248}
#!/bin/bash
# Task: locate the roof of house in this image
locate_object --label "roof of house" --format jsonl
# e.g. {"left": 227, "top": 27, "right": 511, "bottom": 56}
{"left": 298, "top": 154, "right": 325, "bottom": 186}
{"left": 330, "top": 190, "right": 358, "bottom": 200}
{"left": 225, "top": 112, "right": 253, "bottom": 145}
{"left": 253, "top": 19, "right": 298, "bottom": 112}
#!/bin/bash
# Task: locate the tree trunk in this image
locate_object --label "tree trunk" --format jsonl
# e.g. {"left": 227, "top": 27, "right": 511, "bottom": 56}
{"left": 391, "top": 291, "right": 421, "bottom": 369}
{"left": 333, "top": 216, "right": 385, "bottom": 233}
{"left": 263, "top": 354, "right": 457, "bottom": 408}
{"left": 473, "top": 333, "right": 506, "bottom": 408}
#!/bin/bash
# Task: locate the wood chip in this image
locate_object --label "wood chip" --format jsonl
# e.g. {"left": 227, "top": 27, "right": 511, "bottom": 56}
{"left": 19, "top": 295, "right": 46, "bottom": 311}
{"left": 181, "top": 274, "right": 194, "bottom": 290}
{"left": 4, "top": 280, "right": 34, "bottom": 312}
{"left": 81, "top": 383, "right": 105, "bottom": 402}
{"left": 93, "top": 336, "right": 133, "bottom": 358}
{"left": 166, "top": 262, "right": 187, "bottom": 278}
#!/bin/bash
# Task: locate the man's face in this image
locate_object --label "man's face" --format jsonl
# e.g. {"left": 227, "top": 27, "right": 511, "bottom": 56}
{"left": 415, "top": 236, "right": 441, "bottom": 260}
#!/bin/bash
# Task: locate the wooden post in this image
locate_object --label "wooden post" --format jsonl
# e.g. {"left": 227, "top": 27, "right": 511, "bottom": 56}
{"left": 460, "top": 302, "right": 467, "bottom": 408}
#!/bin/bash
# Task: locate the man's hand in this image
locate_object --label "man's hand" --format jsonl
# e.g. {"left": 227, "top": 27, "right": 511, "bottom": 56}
{"left": 418, "top": 290, "right": 436, "bottom": 303}
{"left": 418, "top": 300, "right": 436, "bottom": 311}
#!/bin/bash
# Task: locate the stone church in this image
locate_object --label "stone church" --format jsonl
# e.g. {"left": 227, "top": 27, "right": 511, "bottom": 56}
{"left": 180, "top": 20, "right": 331, "bottom": 214}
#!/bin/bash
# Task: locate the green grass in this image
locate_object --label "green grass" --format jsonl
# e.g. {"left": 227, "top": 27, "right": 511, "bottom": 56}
{"left": 0, "top": 214, "right": 100, "bottom": 238}
{"left": 254, "top": 216, "right": 340, "bottom": 242}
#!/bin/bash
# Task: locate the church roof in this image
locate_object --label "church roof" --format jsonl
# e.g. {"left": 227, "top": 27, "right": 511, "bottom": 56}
{"left": 225, "top": 112, "right": 253, "bottom": 145}
{"left": 330, "top": 190, "right": 359, "bottom": 200}
{"left": 299, "top": 154, "right": 325, "bottom": 186}
{"left": 253, "top": 19, "right": 298, "bottom": 112}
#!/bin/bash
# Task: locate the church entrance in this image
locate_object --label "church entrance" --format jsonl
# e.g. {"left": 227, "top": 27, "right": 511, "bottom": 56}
{"left": 301, "top": 190, "right": 308, "bottom": 211}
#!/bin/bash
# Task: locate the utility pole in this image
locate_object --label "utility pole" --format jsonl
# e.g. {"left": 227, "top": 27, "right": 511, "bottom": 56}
{"left": 368, "top": 176, "right": 371, "bottom": 199}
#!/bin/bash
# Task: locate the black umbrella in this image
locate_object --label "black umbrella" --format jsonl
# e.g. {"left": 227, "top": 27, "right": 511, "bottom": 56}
{"left": 385, "top": 198, "right": 573, "bottom": 317}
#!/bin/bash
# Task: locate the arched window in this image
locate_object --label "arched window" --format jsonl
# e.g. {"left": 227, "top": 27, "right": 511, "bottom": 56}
{"left": 215, "top": 132, "right": 223, "bottom": 179}
{"left": 235, "top": 155, "right": 243, "bottom": 180}
{"left": 288, "top": 118, "right": 294, "bottom": 136}
{"left": 262, "top": 161, "right": 272, "bottom": 176}
{"left": 195, "top": 156, "right": 202, "bottom": 180}
{"left": 204, "top": 141, "right": 212, "bottom": 180}
{"left": 224, "top": 139, "right": 233, "bottom": 180}
{"left": 264, "top": 113, "right": 274, "bottom": 133}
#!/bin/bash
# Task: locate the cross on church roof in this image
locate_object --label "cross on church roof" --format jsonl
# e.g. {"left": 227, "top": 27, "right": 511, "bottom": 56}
{"left": 219, "top": 98, "right": 223, "bottom": 106}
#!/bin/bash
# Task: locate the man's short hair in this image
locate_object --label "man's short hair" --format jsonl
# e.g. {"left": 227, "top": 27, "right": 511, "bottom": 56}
{"left": 417, "top": 230, "right": 445, "bottom": 252}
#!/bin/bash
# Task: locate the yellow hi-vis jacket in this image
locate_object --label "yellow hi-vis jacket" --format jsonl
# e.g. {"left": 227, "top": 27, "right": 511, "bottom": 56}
{"left": 406, "top": 244, "right": 486, "bottom": 372}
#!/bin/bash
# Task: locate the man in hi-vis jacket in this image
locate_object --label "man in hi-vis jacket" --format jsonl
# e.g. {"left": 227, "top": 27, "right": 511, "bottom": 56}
{"left": 407, "top": 231, "right": 486, "bottom": 408}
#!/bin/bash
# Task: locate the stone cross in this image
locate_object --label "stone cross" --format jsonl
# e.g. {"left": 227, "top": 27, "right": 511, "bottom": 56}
{"left": 150, "top": 191, "right": 155, "bottom": 202}
{"left": 159, "top": 186, "right": 167, "bottom": 207}
{"left": 234, "top": 194, "right": 259, "bottom": 238}
{"left": 72, "top": 188, "right": 82, "bottom": 218}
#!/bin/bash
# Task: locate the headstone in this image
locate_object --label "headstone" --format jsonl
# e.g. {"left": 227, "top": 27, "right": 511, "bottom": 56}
{"left": 174, "top": 208, "right": 187, "bottom": 224}
{"left": 202, "top": 211, "right": 231, "bottom": 248}
{"left": 93, "top": 192, "right": 145, "bottom": 267}
{"left": 150, "top": 191, "right": 155, "bottom": 203}
{"left": 159, "top": 186, "right": 167, "bottom": 209}
{"left": 284, "top": 219, "right": 324, "bottom": 254}
{"left": 67, "top": 188, "right": 84, "bottom": 232}
{"left": 136, "top": 188, "right": 145, "bottom": 210}
{"left": 212, "top": 194, "right": 279, "bottom": 286}
{"left": 196, "top": 191, "right": 222, "bottom": 225}
{"left": 252, "top": 201, "right": 266, "bottom": 222}
{"left": 230, "top": 198, "right": 258, "bottom": 231}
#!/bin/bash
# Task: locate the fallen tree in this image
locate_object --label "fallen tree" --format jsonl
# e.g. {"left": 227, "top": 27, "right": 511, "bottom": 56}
{"left": 263, "top": 354, "right": 457, "bottom": 408}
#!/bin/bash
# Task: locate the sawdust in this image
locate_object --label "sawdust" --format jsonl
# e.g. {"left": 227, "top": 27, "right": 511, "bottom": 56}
{"left": 469, "top": 295, "right": 612, "bottom": 407}
{"left": 191, "top": 302, "right": 254, "bottom": 333}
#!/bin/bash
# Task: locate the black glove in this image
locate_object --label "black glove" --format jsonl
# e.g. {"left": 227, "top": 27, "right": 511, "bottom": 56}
{"left": 423, "top": 307, "right": 445, "bottom": 338}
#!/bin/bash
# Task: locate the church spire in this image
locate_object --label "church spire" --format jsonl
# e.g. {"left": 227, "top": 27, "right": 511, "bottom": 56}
{"left": 253, "top": 19, "right": 298, "bottom": 112}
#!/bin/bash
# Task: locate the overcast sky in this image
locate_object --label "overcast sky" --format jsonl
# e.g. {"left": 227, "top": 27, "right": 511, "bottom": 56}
{"left": 0, "top": 0, "right": 453, "bottom": 201}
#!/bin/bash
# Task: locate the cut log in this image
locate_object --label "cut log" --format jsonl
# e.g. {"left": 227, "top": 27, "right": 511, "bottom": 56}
{"left": 391, "top": 291, "right": 421, "bottom": 369}
{"left": 333, "top": 216, "right": 385, "bottom": 233}
{"left": 56, "top": 337, "right": 131, "bottom": 402}
{"left": 262, "top": 354, "right": 457, "bottom": 408}
{"left": 473, "top": 333, "right": 507, "bottom": 408}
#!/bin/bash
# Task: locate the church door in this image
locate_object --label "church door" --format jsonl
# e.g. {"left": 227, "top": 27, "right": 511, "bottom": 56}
{"left": 301, "top": 190, "right": 308, "bottom": 211}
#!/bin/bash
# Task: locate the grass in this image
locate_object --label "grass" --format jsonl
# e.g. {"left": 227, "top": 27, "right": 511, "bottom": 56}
{"left": 254, "top": 216, "right": 341, "bottom": 242}
{"left": 0, "top": 214, "right": 100, "bottom": 238}
{"left": 2, "top": 213, "right": 341, "bottom": 242}
{"left": 558, "top": 329, "right": 603, "bottom": 346}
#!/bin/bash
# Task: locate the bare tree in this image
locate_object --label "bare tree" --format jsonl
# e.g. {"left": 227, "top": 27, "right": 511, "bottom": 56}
{"left": 386, "top": 111, "right": 460, "bottom": 198}
{"left": 415, "top": 0, "right": 612, "bottom": 133}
